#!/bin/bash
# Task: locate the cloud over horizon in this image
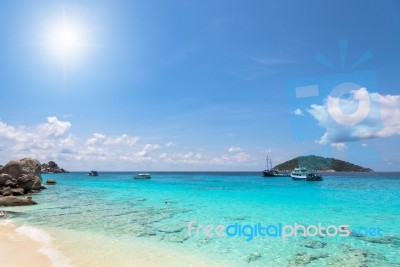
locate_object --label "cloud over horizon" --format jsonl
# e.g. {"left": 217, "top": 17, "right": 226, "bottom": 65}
{"left": 308, "top": 89, "right": 400, "bottom": 145}
{"left": 0, "top": 117, "right": 255, "bottom": 170}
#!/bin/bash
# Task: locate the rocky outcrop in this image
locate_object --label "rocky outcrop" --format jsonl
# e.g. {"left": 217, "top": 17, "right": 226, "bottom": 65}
{"left": 0, "top": 158, "right": 44, "bottom": 197}
{"left": 0, "top": 196, "right": 37, "bottom": 207}
{"left": 41, "top": 161, "right": 69, "bottom": 173}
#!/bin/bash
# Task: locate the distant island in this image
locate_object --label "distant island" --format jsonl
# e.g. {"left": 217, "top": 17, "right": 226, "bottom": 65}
{"left": 274, "top": 155, "right": 373, "bottom": 172}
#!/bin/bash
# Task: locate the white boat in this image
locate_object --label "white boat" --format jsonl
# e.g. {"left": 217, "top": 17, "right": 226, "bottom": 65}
{"left": 87, "top": 170, "right": 98, "bottom": 176}
{"left": 134, "top": 173, "right": 151, "bottom": 179}
{"left": 291, "top": 167, "right": 322, "bottom": 181}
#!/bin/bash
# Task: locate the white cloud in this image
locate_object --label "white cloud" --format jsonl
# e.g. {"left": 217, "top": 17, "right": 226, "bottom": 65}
{"left": 157, "top": 151, "right": 206, "bottom": 165}
{"left": 228, "top": 146, "right": 242, "bottom": 152}
{"left": 293, "top": 108, "right": 304, "bottom": 116}
{"left": 308, "top": 89, "right": 400, "bottom": 144}
{"left": 361, "top": 143, "right": 368, "bottom": 147}
{"left": 85, "top": 133, "right": 138, "bottom": 146}
{"left": 0, "top": 117, "right": 75, "bottom": 161}
{"left": 103, "top": 134, "right": 139, "bottom": 146}
{"left": 165, "top": 141, "right": 176, "bottom": 147}
{"left": 36, "top": 117, "right": 71, "bottom": 137}
{"left": 0, "top": 117, "right": 257, "bottom": 170}
{"left": 85, "top": 133, "right": 106, "bottom": 146}
{"left": 331, "top": 143, "right": 348, "bottom": 151}
{"left": 121, "top": 143, "right": 161, "bottom": 162}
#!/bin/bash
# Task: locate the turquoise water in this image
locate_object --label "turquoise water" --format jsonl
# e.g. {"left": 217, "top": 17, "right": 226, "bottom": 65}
{"left": 4, "top": 172, "right": 400, "bottom": 266}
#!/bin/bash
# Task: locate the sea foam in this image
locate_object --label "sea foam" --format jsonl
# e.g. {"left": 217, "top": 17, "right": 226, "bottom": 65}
{"left": 15, "top": 225, "right": 74, "bottom": 267}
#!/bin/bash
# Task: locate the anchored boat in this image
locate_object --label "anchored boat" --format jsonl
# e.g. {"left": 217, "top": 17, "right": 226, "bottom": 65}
{"left": 262, "top": 156, "right": 290, "bottom": 177}
{"left": 291, "top": 167, "right": 323, "bottom": 181}
{"left": 134, "top": 173, "right": 151, "bottom": 179}
{"left": 87, "top": 170, "right": 99, "bottom": 176}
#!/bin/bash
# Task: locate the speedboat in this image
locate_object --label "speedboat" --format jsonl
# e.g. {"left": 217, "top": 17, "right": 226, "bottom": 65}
{"left": 291, "top": 167, "right": 322, "bottom": 181}
{"left": 134, "top": 173, "right": 151, "bottom": 179}
{"left": 87, "top": 170, "right": 99, "bottom": 176}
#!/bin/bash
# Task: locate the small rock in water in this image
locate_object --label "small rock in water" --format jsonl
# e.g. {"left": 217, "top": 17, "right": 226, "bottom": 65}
{"left": 46, "top": 179, "right": 57, "bottom": 185}
{"left": 0, "top": 196, "right": 37, "bottom": 206}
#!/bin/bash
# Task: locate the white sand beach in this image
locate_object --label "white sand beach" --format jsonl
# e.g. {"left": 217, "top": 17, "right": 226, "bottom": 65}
{"left": 0, "top": 222, "right": 52, "bottom": 267}
{"left": 0, "top": 221, "right": 235, "bottom": 267}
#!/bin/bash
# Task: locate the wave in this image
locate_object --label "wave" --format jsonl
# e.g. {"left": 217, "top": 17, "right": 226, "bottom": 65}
{"left": 15, "top": 225, "right": 74, "bottom": 267}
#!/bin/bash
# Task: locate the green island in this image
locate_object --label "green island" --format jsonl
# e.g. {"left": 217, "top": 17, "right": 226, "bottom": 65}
{"left": 274, "top": 155, "right": 373, "bottom": 172}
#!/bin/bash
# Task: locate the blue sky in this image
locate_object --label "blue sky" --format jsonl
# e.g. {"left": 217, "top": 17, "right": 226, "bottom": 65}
{"left": 0, "top": 0, "right": 399, "bottom": 171}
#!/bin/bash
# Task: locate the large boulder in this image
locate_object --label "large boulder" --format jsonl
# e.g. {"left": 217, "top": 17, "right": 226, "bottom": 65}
{"left": 0, "top": 196, "right": 37, "bottom": 206}
{"left": 2, "top": 158, "right": 42, "bottom": 192}
{"left": 17, "top": 174, "right": 42, "bottom": 192}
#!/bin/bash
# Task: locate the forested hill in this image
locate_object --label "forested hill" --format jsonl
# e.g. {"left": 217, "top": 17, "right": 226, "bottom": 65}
{"left": 274, "top": 155, "right": 373, "bottom": 172}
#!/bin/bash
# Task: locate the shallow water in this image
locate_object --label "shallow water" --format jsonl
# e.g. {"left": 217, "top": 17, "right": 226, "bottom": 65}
{"left": 4, "top": 172, "right": 400, "bottom": 266}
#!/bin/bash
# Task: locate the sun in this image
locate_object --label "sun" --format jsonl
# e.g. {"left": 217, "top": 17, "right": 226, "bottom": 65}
{"left": 46, "top": 16, "right": 86, "bottom": 63}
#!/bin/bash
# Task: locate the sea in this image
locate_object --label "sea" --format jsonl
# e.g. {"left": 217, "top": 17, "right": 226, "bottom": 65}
{"left": 2, "top": 172, "right": 400, "bottom": 266}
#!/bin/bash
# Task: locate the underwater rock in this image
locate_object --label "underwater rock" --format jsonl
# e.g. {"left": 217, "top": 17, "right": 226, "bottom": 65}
{"left": 168, "top": 234, "right": 189, "bottom": 243}
{"left": 289, "top": 252, "right": 312, "bottom": 266}
{"left": 304, "top": 240, "right": 327, "bottom": 249}
{"left": 149, "top": 235, "right": 164, "bottom": 242}
{"left": 357, "top": 235, "right": 400, "bottom": 248}
{"left": 245, "top": 252, "right": 261, "bottom": 263}
{"left": 158, "top": 226, "right": 185, "bottom": 234}
{"left": 331, "top": 245, "right": 389, "bottom": 266}
{"left": 196, "top": 238, "right": 210, "bottom": 247}
{"left": 289, "top": 252, "right": 329, "bottom": 266}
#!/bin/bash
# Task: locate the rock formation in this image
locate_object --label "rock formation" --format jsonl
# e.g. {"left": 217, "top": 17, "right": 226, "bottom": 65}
{"left": 41, "top": 161, "right": 69, "bottom": 173}
{"left": 0, "top": 158, "right": 44, "bottom": 206}
{"left": 1, "top": 158, "right": 42, "bottom": 192}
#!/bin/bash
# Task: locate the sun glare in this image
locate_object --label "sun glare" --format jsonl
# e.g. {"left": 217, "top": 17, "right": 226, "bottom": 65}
{"left": 46, "top": 18, "right": 86, "bottom": 63}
